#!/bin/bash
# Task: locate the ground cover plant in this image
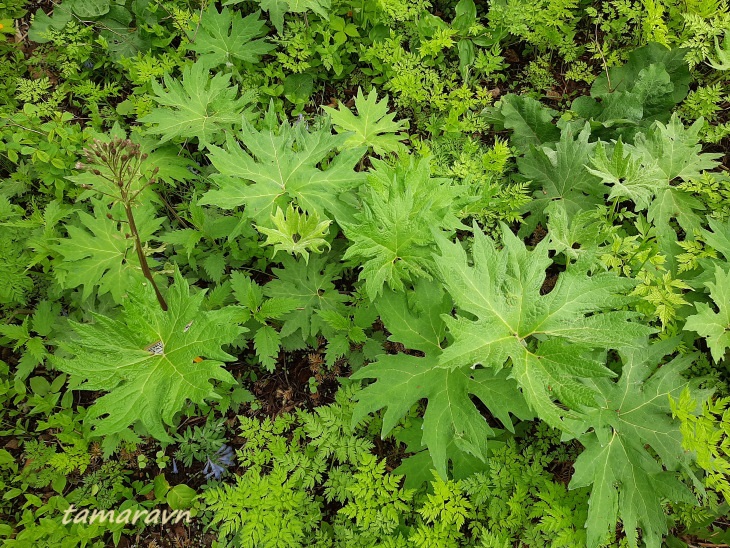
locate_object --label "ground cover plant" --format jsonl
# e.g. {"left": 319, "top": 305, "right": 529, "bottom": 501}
{"left": 1, "top": 0, "right": 730, "bottom": 546}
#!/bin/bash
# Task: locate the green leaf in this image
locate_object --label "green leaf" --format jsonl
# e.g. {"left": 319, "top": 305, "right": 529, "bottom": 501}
{"left": 166, "top": 484, "right": 197, "bottom": 510}
{"left": 283, "top": 73, "right": 314, "bottom": 105}
{"left": 140, "top": 61, "right": 255, "bottom": 149}
{"left": 263, "top": 254, "right": 349, "bottom": 341}
{"left": 256, "top": 203, "right": 332, "bottom": 264}
{"left": 490, "top": 94, "right": 560, "bottom": 154}
{"left": 199, "top": 108, "right": 366, "bottom": 230}
{"left": 28, "top": 2, "right": 73, "bottom": 43}
{"left": 586, "top": 139, "right": 666, "bottom": 210}
{"left": 69, "top": 0, "right": 110, "bottom": 18}
{"left": 703, "top": 218, "right": 730, "bottom": 261}
{"left": 230, "top": 272, "right": 264, "bottom": 311}
{"left": 54, "top": 202, "right": 163, "bottom": 303}
{"left": 434, "top": 224, "right": 654, "bottom": 429}
{"left": 632, "top": 114, "right": 722, "bottom": 183}
{"left": 353, "top": 354, "right": 530, "bottom": 478}
{"left": 708, "top": 31, "right": 730, "bottom": 71}
{"left": 322, "top": 88, "right": 408, "bottom": 156}
{"left": 253, "top": 325, "right": 281, "bottom": 371}
{"left": 685, "top": 265, "right": 730, "bottom": 362}
{"left": 647, "top": 187, "right": 705, "bottom": 272}
{"left": 341, "top": 156, "right": 467, "bottom": 299}
{"left": 284, "top": 0, "right": 330, "bottom": 18}
{"left": 253, "top": 0, "right": 288, "bottom": 34}
{"left": 570, "top": 339, "right": 703, "bottom": 548}
{"left": 54, "top": 270, "right": 243, "bottom": 440}
{"left": 375, "top": 280, "right": 450, "bottom": 355}
{"left": 257, "top": 298, "right": 299, "bottom": 320}
{"left": 352, "top": 280, "right": 531, "bottom": 479}
{"left": 228, "top": 0, "right": 330, "bottom": 34}
{"left": 202, "top": 253, "right": 227, "bottom": 283}
{"left": 519, "top": 123, "right": 607, "bottom": 234}
{"left": 187, "top": 7, "right": 274, "bottom": 67}
{"left": 590, "top": 43, "right": 691, "bottom": 123}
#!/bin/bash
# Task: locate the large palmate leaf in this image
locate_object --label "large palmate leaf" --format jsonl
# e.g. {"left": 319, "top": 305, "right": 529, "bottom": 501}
{"left": 433, "top": 225, "right": 654, "bottom": 429}
{"left": 341, "top": 156, "right": 468, "bottom": 299}
{"left": 352, "top": 281, "right": 532, "bottom": 477}
{"left": 199, "top": 110, "right": 366, "bottom": 232}
{"left": 631, "top": 115, "right": 721, "bottom": 269}
{"left": 140, "top": 61, "right": 255, "bottom": 149}
{"left": 54, "top": 270, "right": 243, "bottom": 440}
{"left": 684, "top": 265, "right": 730, "bottom": 362}
{"left": 224, "top": 0, "right": 330, "bottom": 34}
{"left": 570, "top": 339, "right": 705, "bottom": 548}
{"left": 54, "top": 201, "right": 163, "bottom": 303}
{"left": 263, "top": 254, "right": 349, "bottom": 341}
{"left": 632, "top": 115, "right": 721, "bottom": 183}
{"left": 187, "top": 7, "right": 274, "bottom": 67}
{"left": 322, "top": 88, "right": 408, "bottom": 156}
{"left": 518, "top": 123, "right": 608, "bottom": 234}
{"left": 586, "top": 139, "right": 666, "bottom": 211}
{"left": 487, "top": 94, "right": 560, "bottom": 154}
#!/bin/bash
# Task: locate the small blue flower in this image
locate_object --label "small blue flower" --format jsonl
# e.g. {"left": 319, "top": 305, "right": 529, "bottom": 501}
{"left": 203, "top": 445, "right": 235, "bottom": 480}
